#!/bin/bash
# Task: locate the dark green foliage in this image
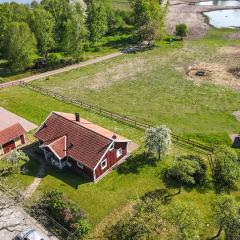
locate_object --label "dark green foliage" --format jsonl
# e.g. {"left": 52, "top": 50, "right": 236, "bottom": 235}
{"left": 214, "top": 145, "right": 240, "bottom": 190}
{"left": 33, "top": 190, "right": 91, "bottom": 239}
{"left": 175, "top": 23, "right": 189, "bottom": 40}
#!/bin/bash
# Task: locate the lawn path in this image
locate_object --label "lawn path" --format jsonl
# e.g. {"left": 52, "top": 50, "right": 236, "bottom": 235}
{"left": 23, "top": 162, "right": 46, "bottom": 199}
{"left": 0, "top": 52, "right": 124, "bottom": 89}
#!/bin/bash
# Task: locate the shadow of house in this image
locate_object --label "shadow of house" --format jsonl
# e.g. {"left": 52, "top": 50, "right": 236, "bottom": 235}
{"left": 20, "top": 142, "right": 91, "bottom": 189}
{"left": 117, "top": 152, "right": 157, "bottom": 175}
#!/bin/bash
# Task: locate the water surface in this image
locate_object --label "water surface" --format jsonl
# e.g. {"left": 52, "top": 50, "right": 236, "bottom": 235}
{"left": 196, "top": 0, "right": 240, "bottom": 6}
{"left": 203, "top": 9, "right": 240, "bottom": 28}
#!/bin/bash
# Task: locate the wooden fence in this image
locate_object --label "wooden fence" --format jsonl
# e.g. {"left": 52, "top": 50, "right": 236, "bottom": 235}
{"left": 20, "top": 81, "right": 214, "bottom": 155}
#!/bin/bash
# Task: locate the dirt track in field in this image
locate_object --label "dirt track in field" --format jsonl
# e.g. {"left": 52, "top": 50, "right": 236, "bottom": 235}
{"left": 167, "top": 0, "right": 240, "bottom": 38}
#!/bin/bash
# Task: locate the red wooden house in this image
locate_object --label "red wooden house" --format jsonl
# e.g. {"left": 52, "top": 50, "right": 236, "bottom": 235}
{"left": 0, "top": 123, "right": 26, "bottom": 156}
{"left": 34, "top": 112, "right": 131, "bottom": 182}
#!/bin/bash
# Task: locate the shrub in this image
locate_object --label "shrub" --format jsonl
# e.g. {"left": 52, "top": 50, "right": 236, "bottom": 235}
{"left": 175, "top": 24, "right": 189, "bottom": 40}
{"left": 46, "top": 53, "right": 62, "bottom": 68}
{"left": 32, "top": 190, "right": 91, "bottom": 239}
{"left": 214, "top": 145, "right": 240, "bottom": 190}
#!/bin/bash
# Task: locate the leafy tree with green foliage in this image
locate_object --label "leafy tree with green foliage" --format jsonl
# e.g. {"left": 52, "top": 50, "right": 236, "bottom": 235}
{"left": 145, "top": 125, "right": 172, "bottom": 160}
{"left": 4, "top": 22, "right": 37, "bottom": 72}
{"left": 166, "top": 201, "right": 203, "bottom": 240}
{"left": 29, "top": 6, "right": 55, "bottom": 57}
{"left": 130, "top": 0, "right": 166, "bottom": 42}
{"left": 0, "top": 3, "right": 13, "bottom": 50}
{"left": 175, "top": 23, "right": 189, "bottom": 40}
{"left": 211, "top": 194, "right": 240, "bottom": 239}
{"left": 41, "top": 0, "right": 70, "bottom": 44}
{"left": 167, "top": 155, "right": 206, "bottom": 193}
{"left": 104, "top": 199, "right": 175, "bottom": 240}
{"left": 86, "top": 0, "right": 108, "bottom": 45}
{"left": 214, "top": 145, "right": 240, "bottom": 190}
{"left": 62, "top": 3, "right": 88, "bottom": 60}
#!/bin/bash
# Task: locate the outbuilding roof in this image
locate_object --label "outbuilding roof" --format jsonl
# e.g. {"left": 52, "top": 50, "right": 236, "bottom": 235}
{"left": 0, "top": 123, "right": 26, "bottom": 145}
{"left": 34, "top": 112, "right": 130, "bottom": 169}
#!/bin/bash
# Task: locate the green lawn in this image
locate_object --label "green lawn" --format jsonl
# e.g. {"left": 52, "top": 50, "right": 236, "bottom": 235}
{"left": 1, "top": 28, "right": 240, "bottom": 239}
{"left": 0, "top": 85, "right": 240, "bottom": 239}
{"left": 32, "top": 29, "right": 240, "bottom": 145}
{"left": 105, "top": 0, "right": 130, "bottom": 9}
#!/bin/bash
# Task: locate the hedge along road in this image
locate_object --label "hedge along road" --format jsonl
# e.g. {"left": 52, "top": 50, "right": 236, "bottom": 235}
{"left": 0, "top": 51, "right": 124, "bottom": 89}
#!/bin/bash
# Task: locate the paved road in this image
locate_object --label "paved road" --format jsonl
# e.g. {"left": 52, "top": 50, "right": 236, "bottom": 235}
{"left": 0, "top": 52, "right": 124, "bottom": 89}
{"left": 0, "top": 191, "right": 58, "bottom": 240}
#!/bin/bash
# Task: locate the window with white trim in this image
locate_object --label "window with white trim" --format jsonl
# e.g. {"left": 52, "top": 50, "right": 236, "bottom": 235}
{"left": 101, "top": 159, "right": 107, "bottom": 170}
{"left": 77, "top": 162, "right": 84, "bottom": 169}
{"left": 117, "top": 148, "right": 122, "bottom": 158}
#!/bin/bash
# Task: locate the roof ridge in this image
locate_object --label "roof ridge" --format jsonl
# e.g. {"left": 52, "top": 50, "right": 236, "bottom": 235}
{"left": 0, "top": 122, "right": 24, "bottom": 133}
{"left": 52, "top": 112, "right": 113, "bottom": 142}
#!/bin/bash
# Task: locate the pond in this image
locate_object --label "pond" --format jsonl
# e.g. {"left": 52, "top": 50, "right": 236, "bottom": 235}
{"left": 203, "top": 9, "right": 240, "bottom": 28}
{"left": 196, "top": 0, "right": 240, "bottom": 6}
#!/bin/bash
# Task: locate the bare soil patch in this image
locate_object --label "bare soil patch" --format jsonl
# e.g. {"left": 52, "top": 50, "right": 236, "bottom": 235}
{"left": 184, "top": 62, "right": 240, "bottom": 89}
{"left": 167, "top": 0, "right": 240, "bottom": 38}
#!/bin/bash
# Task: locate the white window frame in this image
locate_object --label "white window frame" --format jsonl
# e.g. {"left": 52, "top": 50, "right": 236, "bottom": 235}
{"left": 101, "top": 159, "right": 107, "bottom": 170}
{"left": 77, "top": 162, "right": 84, "bottom": 169}
{"left": 117, "top": 148, "right": 122, "bottom": 158}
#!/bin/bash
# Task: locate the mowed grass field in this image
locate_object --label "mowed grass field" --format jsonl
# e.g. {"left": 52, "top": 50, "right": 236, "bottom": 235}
{"left": 1, "top": 28, "right": 240, "bottom": 238}
{"left": 33, "top": 29, "right": 240, "bottom": 145}
{"left": 0, "top": 86, "right": 233, "bottom": 239}
{"left": 105, "top": 0, "right": 130, "bottom": 9}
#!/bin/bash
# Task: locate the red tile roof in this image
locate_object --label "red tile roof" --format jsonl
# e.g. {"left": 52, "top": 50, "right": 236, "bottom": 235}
{"left": 34, "top": 112, "right": 130, "bottom": 169}
{"left": 42, "top": 136, "right": 66, "bottom": 160}
{"left": 0, "top": 123, "right": 26, "bottom": 145}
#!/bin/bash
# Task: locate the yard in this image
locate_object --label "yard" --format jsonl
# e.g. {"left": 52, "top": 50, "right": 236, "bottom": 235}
{"left": 0, "top": 28, "right": 240, "bottom": 239}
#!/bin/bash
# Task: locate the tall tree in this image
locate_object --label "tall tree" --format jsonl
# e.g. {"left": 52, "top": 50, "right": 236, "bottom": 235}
{"left": 29, "top": 6, "right": 55, "bottom": 57}
{"left": 41, "top": 0, "right": 70, "bottom": 44}
{"left": 214, "top": 145, "right": 240, "bottom": 190}
{"left": 62, "top": 2, "right": 88, "bottom": 59}
{"left": 145, "top": 125, "right": 172, "bottom": 160}
{"left": 86, "top": 0, "right": 108, "bottom": 45}
{"left": 4, "top": 22, "right": 37, "bottom": 72}
{"left": 0, "top": 3, "right": 13, "bottom": 51}
{"left": 166, "top": 201, "right": 203, "bottom": 240}
{"left": 211, "top": 194, "right": 240, "bottom": 239}
{"left": 130, "top": 0, "right": 166, "bottom": 42}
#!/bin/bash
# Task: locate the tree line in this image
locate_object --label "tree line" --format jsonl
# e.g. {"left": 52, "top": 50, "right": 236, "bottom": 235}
{"left": 0, "top": 0, "right": 167, "bottom": 72}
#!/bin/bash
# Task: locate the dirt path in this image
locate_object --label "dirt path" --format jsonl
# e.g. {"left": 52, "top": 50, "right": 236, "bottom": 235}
{"left": 167, "top": 0, "right": 240, "bottom": 38}
{"left": 23, "top": 162, "right": 46, "bottom": 199}
{"left": 0, "top": 52, "right": 124, "bottom": 89}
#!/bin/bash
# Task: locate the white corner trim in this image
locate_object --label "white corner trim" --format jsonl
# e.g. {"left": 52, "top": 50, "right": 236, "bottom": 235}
{"left": 93, "top": 140, "right": 115, "bottom": 171}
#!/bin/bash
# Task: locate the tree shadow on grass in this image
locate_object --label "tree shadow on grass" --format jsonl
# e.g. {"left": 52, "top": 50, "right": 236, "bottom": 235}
{"left": 141, "top": 188, "right": 173, "bottom": 204}
{"left": 117, "top": 152, "right": 158, "bottom": 175}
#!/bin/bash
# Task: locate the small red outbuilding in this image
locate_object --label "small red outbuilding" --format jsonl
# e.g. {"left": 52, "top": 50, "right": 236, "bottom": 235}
{"left": 0, "top": 123, "right": 26, "bottom": 156}
{"left": 34, "top": 112, "right": 131, "bottom": 182}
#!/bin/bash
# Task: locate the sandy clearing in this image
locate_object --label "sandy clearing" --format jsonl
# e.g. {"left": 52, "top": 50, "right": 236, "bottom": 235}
{"left": 167, "top": 0, "right": 240, "bottom": 38}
